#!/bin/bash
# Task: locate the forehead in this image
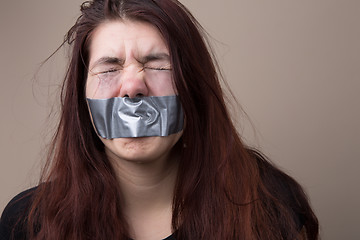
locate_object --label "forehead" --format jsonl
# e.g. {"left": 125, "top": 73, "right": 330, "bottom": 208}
{"left": 88, "top": 20, "right": 168, "bottom": 63}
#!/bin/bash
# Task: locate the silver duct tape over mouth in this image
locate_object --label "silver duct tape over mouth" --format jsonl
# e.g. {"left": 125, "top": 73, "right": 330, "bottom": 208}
{"left": 87, "top": 95, "right": 184, "bottom": 139}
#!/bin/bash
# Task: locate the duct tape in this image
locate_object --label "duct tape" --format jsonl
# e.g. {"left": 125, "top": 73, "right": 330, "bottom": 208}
{"left": 87, "top": 95, "right": 184, "bottom": 139}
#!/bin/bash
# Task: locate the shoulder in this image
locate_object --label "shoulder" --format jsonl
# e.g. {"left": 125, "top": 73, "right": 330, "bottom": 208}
{"left": 0, "top": 187, "right": 37, "bottom": 240}
{"left": 247, "top": 149, "right": 318, "bottom": 238}
{"left": 248, "top": 148, "right": 307, "bottom": 203}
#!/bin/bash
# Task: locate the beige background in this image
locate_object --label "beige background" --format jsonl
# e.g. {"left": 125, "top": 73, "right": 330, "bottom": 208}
{"left": 1, "top": 0, "right": 359, "bottom": 239}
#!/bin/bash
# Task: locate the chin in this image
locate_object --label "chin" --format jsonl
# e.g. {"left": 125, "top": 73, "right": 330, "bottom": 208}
{"left": 102, "top": 134, "right": 181, "bottom": 163}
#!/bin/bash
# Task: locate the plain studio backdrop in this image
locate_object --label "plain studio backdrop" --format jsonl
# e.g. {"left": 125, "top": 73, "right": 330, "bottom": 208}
{"left": 0, "top": 0, "right": 359, "bottom": 239}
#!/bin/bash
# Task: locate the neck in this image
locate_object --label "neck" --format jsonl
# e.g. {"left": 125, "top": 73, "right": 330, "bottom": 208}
{"left": 106, "top": 144, "right": 180, "bottom": 240}
{"left": 114, "top": 151, "right": 179, "bottom": 211}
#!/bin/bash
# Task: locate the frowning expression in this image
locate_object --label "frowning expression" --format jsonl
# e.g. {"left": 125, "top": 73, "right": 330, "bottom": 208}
{"left": 86, "top": 20, "right": 182, "bottom": 163}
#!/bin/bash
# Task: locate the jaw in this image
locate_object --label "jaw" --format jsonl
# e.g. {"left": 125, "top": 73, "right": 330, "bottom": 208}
{"left": 102, "top": 132, "right": 182, "bottom": 164}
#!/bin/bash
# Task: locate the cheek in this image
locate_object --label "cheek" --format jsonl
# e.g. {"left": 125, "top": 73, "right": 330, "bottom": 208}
{"left": 85, "top": 78, "right": 94, "bottom": 98}
{"left": 145, "top": 71, "right": 176, "bottom": 96}
{"left": 86, "top": 74, "right": 122, "bottom": 99}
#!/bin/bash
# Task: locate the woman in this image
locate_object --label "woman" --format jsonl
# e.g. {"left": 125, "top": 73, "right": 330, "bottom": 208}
{"left": 0, "top": 0, "right": 318, "bottom": 239}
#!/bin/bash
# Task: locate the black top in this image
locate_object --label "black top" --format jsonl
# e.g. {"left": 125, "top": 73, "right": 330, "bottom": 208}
{"left": 0, "top": 188, "right": 175, "bottom": 240}
{"left": 0, "top": 188, "right": 35, "bottom": 240}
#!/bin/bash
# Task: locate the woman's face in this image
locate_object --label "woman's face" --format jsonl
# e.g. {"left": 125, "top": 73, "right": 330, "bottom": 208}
{"left": 86, "top": 20, "right": 182, "bottom": 163}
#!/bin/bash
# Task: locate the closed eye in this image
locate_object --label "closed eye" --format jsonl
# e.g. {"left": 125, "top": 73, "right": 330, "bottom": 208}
{"left": 144, "top": 66, "right": 172, "bottom": 71}
{"left": 98, "top": 68, "right": 120, "bottom": 75}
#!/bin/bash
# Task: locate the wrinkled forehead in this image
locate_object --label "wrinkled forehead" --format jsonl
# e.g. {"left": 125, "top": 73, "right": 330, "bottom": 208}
{"left": 87, "top": 20, "right": 170, "bottom": 66}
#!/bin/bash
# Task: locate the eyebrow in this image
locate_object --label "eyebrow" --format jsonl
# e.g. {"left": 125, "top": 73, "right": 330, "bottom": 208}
{"left": 90, "top": 57, "right": 125, "bottom": 70}
{"left": 139, "top": 53, "right": 170, "bottom": 63}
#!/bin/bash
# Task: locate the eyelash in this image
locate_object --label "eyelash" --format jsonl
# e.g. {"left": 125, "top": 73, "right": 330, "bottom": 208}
{"left": 99, "top": 68, "right": 119, "bottom": 74}
{"left": 95, "top": 66, "right": 171, "bottom": 76}
{"left": 144, "top": 67, "right": 171, "bottom": 71}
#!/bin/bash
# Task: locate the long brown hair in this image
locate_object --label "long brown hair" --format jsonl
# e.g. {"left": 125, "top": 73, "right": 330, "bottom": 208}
{"left": 27, "top": 0, "right": 318, "bottom": 239}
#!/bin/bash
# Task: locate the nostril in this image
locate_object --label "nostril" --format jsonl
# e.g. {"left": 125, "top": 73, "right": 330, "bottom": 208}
{"left": 122, "top": 93, "right": 144, "bottom": 98}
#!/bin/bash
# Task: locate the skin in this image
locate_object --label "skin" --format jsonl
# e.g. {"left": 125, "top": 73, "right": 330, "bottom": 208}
{"left": 86, "top": 20, "right": 182, "bottom": 240}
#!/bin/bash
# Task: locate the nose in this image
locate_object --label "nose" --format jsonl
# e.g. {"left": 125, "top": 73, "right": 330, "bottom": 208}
{"left": 119, "top": 67, "right": 149, "bottom": 98}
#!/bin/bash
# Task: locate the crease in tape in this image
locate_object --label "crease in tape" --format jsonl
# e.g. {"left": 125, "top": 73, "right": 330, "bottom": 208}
{"left": 87, "top": 95, "right": 184, "bottom": 139}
